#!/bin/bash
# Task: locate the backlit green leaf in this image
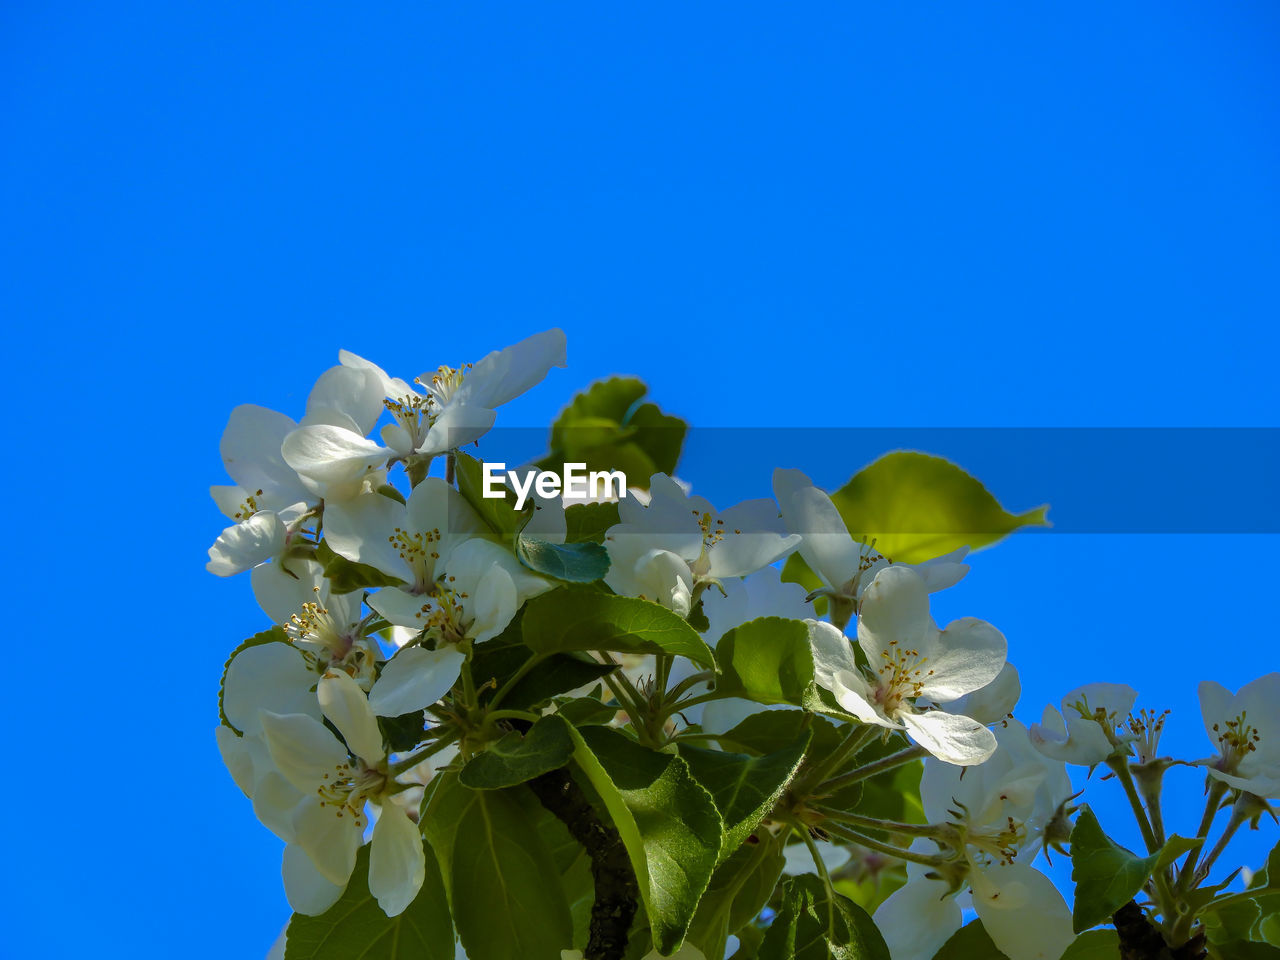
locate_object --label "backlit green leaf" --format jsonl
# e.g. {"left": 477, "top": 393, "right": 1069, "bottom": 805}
{"left": 523, "top": 586, "right": 715, "bottom": 667}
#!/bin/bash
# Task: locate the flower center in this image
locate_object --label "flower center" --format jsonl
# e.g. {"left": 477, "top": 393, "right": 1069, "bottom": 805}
{"left": 384, "top": 393, "right": 432, "bottom": 448}
{"left": 388, "top": 525, "right": 444, "bottom": 591}
{"left": 411, "top": 579, "right": 472, "bottom": 645}
{"left": 421, "top": 363, "right": 473, "bottom": 409}
{"left": 873, "top": 639, "right": 935, "bottom": 713}
{"left": 840, "top": 541, "right": 887, "bottom": 600}
{"left": 1211, "top": 711, "right": 1261, "bottom": 770}
{"left": 233, "top": 488, "right": 265, "bottom": 521}
{"left": 287, "top": 587, "right": 356, "bottom": 656}
{"left": 315, "top": 757, "right": 387, "bottom": 825}
{"left": 1127, "top": 708, "right": 1170, "bottom": 764}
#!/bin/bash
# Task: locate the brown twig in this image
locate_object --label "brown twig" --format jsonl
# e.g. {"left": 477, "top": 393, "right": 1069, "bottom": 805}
{"left": 528, "top": 766, "right": 639, "bottom": 960}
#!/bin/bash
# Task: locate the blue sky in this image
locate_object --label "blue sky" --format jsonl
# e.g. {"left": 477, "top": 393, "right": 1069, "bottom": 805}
{"left": 2, "top": 3, "right": 1277, "bottom": 957}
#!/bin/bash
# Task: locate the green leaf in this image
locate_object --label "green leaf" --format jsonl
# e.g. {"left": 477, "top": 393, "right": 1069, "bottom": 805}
{"left": 1202, "top": 896, "right": 1274, "bottom": 946}
{"left": 543, "top": 377, "right": 687, "bottom": 488}
{"left": 832, "top": 451, "right": 1049, "bottom": 563}
{"left": 1153, "top": 834, "right": 1202, "bottom": 872}
{"left": 758, "top": 874, "right": 890, "bottom": 960}
{"left": 284, "top": 842, "right": 453, "bottom": 960}
{"left": 528, "top": 793, "right": 597, "bottom": 947}
{"left": 565, "top": 500, "right": 621, "bottom": 543}
{"left": 554, "top": 695, "right": 620, "bottom": 726}
{"left": 459, "top": 714, "right": 575, "bottom": 789}
{"left": 781, "top": 452, "right": 1049, "bottom": 608}
{"left": 450, "top": 786, "right": 575, "bottom": 960}
{"left": 499, "top": 654, "right": 618, "bottom": 710}
{"left": 315, "top": 539, "right": 406, "bottom": 593}
{"left": 1259, "top": 908, "right": 1280, "bottom": 947}
{"left": 218, "top": 626, "right": 289, "bottom": 732}
{"left": 1070, "top": 807, "right": 1162, "bottom": 933}
{"left": 686, "top": 834, "right": 787, "bottom": 960}
{"left": 377, "top": 710, "right": 428, "bottom": 753}
{"left": 419, "top": 771, "right": 476, "bottom": 902}
{"left": 453, "top": 451, "right": 524, "bottom": 536}
{"left": 516, "top": 535, "right": 611, "bottom": 582}
{"left": 931, "top": 920, "right": 1010, "bottom": 960}
{"left": 679, "top": 731, "right": 811, "bottom": 857}
{"left": 1056, "top": 929, "right": 1120, "bottom": 960}
{"left": 715, "top": 710, "right": 842, "bottom": 758}
{"left": 571, "top": 725, "right": 724, "bottom": 954}
{"left": 522, "top": 586, "right": 715, "bottom": 667}
{"left": 713, "top": 617, "right": 816, "bottom": 707}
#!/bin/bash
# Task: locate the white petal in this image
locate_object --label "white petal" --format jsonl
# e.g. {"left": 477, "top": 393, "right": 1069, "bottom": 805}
{"left": 913, "top": 546, "right": 971, "bottom": 592}
{"left": 902, "top": 710, "right": 997, "bottom": 765}
{"left": 875, "top": 877, "right": 962, "bottom": 960}
{"left": 282, "top": 843, "right": 347, "bottom": 915}
{"left": 943, "top": 662, "right": 1021, "bottom": 724}
{"left": 292, "top": 795, "right": 362, "bottom": 887}
{"left": 369, "top": 803, "right": 426, "bottom": 916}
{"left": 972, "top": 863, "right": 1074, "bottom": 960}
{"left": 323, "top": 492, "right": 413, "bottom": 582}
{"left": 706, "top": 500, "right": 802, "bottom": 578}
{"left": 467, "top": 565, "right": 519, "bottom": 644}
{"left": 369, "top": 646, "right": 465, "bottom": 716}
{"left": 223, "top": 642, "right": 321, "bottom": 735}
{"left": 251, "top": 558, "right": 326, "bottom": 627}
{"left": 216, "top": 726, "right": 255, "bottom": 795}
{"left": 260, "top": 711, "right": 350, "bottom": 792}
{"left": 253, "top": 770, "right": 306, "bottom": 842}
{"left": 772, "top": 468, "right": 862, "bottom": 588}
{"left": 417, "top": 403, "right": 499, "bottom": 456}
{"left": 210, "top": 484, "right": 248, "bottom": 520}
{"left": 1207, "top": 768, "right": 1280, "bottom": 798}
{"left": 807, "top": 619, "right": 860, "bottom": 692}
{"left": 831, "top": 671, "right": 895, "bottom": 727}
{"left": 916, "top": 616, "right": 1007, "bottom": 703}
{"left": 318, "top": 671, "right": 386, "bottom": 764}
{"left": 206, "top": 512, "right": 285, "bottom": 576}
{"left": 220, "top": 404, "right": 308, "bottom": 503}
{"left": 367, "top": 586, "right": 436, "bottom": 629}
{"left": 281, "top": 425, "right": 389, "bottom": 500}
{"left": 452, "top": 328, "right": 567, "bottom": 410}
{"left": 339, "top": 349, "right": 419, "bottom": 402}
{"left": 266, "top": 922, "right": 289, "bottom": 960}
{"left": 407, "top": 477, "right": 483, "bottom": 547}
{"left": 304, "top": 365, "right": 384, "bottom": 436}
{"left": 857, "top": 566, "right": 933, "bottom": 658}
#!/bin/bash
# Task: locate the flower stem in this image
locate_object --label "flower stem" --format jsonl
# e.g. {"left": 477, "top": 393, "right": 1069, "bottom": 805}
{"left": 1194, "top": 796, "right": 1250, "bottom": 883}
{"left": 388, "top": 730, "right": 461, "bottom": 776}
{"left": 1175, "top": 779, "right": 1229, "bottom": 894}
{"left": 800, "top": 724, "right": 878, "bottom": 791}
{"left": 821, "top": 823, "right": 950, "bottom": 868}
{"left": 487, "top": 652, "right": 549, "bottom": 709}
{"left": 810, "top": 806, "right": 947, "bottom": 839}
{"left": 1106, "top": 757, "right": 1178, "bottom": 921}
{"left": 818, "top": 743, "right": 927, "bottom": 794}
{"left": 794, "top": 822, "right": 837, "bottom": 939}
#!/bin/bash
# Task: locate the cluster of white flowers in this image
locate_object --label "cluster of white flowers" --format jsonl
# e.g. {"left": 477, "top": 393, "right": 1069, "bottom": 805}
{"left": 214, "top": 330, "right": 567, "bottom": 917}
{"left": 212, "top": 330, "right": 1278, "bottom": 960}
